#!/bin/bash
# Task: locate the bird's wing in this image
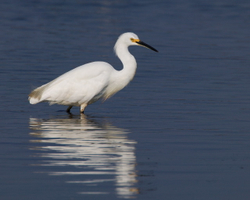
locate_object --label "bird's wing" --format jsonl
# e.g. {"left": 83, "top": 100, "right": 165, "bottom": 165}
{"left": 37, "top": 62, "right": 113, "bottom": 105}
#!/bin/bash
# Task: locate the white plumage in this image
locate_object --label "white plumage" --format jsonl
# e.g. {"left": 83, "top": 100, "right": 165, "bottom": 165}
{"left": 29, "top": 32, "right": 158, "bottom": 113}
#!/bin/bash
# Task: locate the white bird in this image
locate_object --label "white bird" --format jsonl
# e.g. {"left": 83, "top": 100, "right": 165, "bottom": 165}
{"left": 29, "top": 32, "right": 158, "bottom": 113}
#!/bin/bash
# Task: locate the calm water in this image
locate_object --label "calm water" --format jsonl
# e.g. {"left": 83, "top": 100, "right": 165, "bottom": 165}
{"left": 1, "top": 0, "right": 250, "bottom": 199}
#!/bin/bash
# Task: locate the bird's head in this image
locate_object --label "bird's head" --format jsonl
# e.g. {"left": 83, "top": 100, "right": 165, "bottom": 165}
{"left": 115, "top": 32, "right": 158, "bottom": 52}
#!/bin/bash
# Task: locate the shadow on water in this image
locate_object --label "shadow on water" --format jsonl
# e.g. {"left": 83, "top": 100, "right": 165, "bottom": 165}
{"left": 29, "top": 114, "right": 138, "bottom": 198}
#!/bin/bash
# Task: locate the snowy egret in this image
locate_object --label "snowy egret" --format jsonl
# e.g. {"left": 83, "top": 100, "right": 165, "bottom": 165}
{"left": 29, "top": 32, "right": 158, "bottom": 113}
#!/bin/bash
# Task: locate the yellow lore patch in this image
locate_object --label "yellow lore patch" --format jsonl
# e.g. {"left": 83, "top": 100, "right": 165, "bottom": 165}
{"left": 130, "top": 38, "right": 140, "bottom": 43}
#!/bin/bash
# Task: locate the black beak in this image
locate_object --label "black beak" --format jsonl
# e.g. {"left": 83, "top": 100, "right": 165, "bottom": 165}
{"left": 136, "top": 40, "right": 158, "bottom": 52}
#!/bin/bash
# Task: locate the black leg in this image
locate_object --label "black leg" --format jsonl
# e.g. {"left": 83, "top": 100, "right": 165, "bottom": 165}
{"left": 66, "top": 106, "right": 73, "bottom": 113}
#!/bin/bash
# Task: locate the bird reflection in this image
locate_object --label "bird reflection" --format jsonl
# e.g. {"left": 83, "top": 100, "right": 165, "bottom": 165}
{"left": 29, "top": 114, "right": 138, "bottom": 198}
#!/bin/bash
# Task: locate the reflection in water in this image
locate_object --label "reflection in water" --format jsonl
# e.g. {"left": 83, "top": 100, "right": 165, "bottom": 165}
{"left": 29, "top": 115, "right": 138, "bottom": 198}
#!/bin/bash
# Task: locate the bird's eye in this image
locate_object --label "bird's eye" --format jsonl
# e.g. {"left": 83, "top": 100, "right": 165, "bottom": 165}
{"left": 130, "top": 38, "right": 135, "bottom": 42}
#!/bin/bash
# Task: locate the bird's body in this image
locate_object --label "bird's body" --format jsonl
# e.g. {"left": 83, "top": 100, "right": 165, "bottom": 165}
{"left": 29, "top": 32, "right": 157, "bottom": 113}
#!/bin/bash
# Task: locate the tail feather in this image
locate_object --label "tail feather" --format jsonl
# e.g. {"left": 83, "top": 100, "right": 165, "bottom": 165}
{"left": 28, "top": 85, "right": 46, "bottom": 104}
{"left": 29, "top": 96, "right": 40, "bottom": 104}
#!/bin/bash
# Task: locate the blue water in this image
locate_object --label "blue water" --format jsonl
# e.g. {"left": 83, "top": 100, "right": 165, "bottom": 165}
{"left": 1, "top": 0, "right": 250, "bottom": 199}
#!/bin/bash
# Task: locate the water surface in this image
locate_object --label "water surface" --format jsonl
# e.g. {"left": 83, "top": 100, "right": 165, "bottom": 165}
{"left": 1, "top": 0, "right": 250, "bottom": 199}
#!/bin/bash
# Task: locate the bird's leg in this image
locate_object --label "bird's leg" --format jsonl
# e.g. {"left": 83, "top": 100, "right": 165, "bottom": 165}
{"left": 66, "top": 106, "right": 73, "bottom": 113}
{"left": 80, "top": 103, "right": 87, "bottom": 113}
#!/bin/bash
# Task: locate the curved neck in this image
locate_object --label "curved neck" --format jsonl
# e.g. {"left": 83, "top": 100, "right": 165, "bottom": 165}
{"left": 115, "top": 44, "right": 137, "bottom": 82}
